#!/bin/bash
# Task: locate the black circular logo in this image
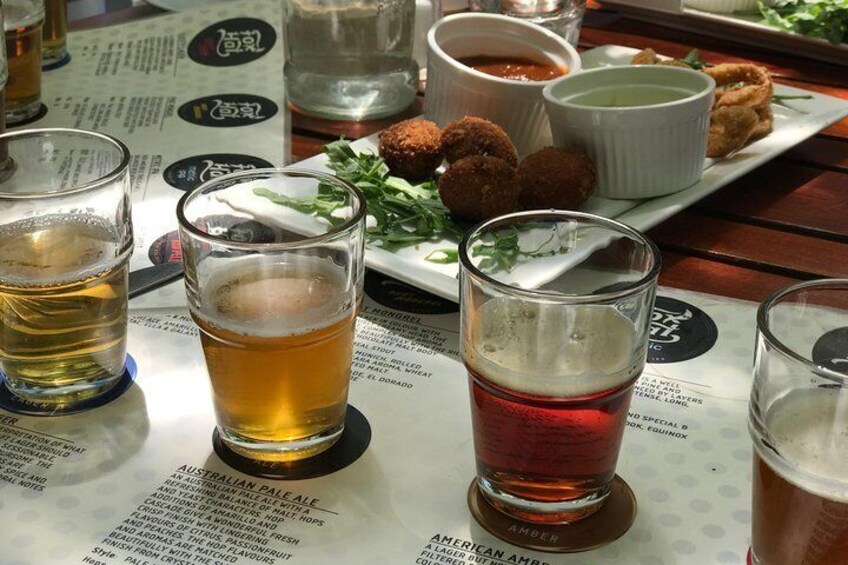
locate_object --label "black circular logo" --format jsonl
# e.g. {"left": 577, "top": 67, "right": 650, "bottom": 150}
{"left": 648, "top": 296, "right": 718, "bottom": 364}
{"left": 163, "top": 153, "right": 273, "bottom": 191}
{"left": 148, "top": 230, "right": 183, "bottom": 265}
{"left": 178, "top": 94, "right": 278, "bottom": 127}
{"left": 812, "top": 327, "right": 848, "bottom": 374}
{"left": 364, "top": 270, "right": 458, "bottom": 315}
{"left": 188, "top": 18, "right": 276, "bottom": 67}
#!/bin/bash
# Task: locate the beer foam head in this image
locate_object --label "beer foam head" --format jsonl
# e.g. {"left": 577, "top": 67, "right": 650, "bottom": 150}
{"left": 197, "top": 256, "right": 351, "bottom": 337}
{"left": 466, "top": 298, "right": 641, "bottom": 397}
{"left": 0, "top": 215, "right": 122, "bottom": 286}
{"left": 764, "top": 389, "right": 848, "bottom": 501}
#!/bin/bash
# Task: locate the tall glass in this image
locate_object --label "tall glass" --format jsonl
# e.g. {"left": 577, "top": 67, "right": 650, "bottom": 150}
{"left": 3, "top": 0, "right": 44, "bottom": 124}
{"left": 283, "top": 0, "right": 419, "bottom": 120}
{"left": 178, "top": 169, "right": 366, "bottom": 463}
{"left": 460, "top": 211, "right": 660, "bottom": 525}
{"left": 41, "top": 0, "right": 67, "bottom": 67}
{"left": 0, "top": 128, "right": 133, "bottom": 405}
{"left": 749, "top": 280, "right": 848, "bottom": 565}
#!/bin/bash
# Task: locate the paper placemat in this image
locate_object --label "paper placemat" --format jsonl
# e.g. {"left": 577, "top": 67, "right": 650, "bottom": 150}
{"left": 1, "top": 280, "right": 758, "bottom": 565}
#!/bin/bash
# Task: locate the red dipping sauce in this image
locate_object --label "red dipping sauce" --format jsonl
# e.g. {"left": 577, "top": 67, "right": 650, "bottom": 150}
{"left": 457, "top": 55, "right": 567, "bottom": 82}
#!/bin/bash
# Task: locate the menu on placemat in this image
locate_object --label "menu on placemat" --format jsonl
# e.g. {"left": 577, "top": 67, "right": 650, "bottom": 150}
{"left": 1, "top": 282, "right": 756, "bottom": 564}
{"left": 23, "top": 0, "right": 289, "bottom": 275}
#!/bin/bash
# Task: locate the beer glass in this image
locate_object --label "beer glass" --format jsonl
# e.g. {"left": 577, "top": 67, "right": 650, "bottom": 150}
{"left": 0, "top": 128, "right": 133, "bottom": 405}
{"left": 41, "top": 0, "right": 67, "bottom": 67}
{"left": 749, "top": 279, "right": 848, "bottom": 565}
{"left": 178, "top": 169, "right": 366, "bottom": 463}
{"left": 3, "top": 0, "right": 44, "bottom": 124}
{"left": 459, "top": 211, "right": 660, "bottom": 525}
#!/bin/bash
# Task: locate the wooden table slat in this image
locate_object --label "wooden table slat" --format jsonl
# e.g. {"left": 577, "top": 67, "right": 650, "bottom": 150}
{"left": 694, "top": 161, "right": 848, "bottom": 240}
{"left": 658, "top": 250, "right": 801, "bottom": 303}
{"left": 649, "top": 212, "right": 848, "bottom": 279}
{"left": 781, "top": 137, "right": 848, "bottom": 173}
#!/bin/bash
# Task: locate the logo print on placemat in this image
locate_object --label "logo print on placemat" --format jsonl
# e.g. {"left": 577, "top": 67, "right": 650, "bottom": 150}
{"left": 812, "top": 327, "right": 848, "bottom": 373}
{"left": 148, "top": 230, "right": 182, "bottom": 265}
{"left": 364, "top": 270, "right": 458, "bottom": 315}
{"left": 648, "top": 296, "right": 718, "bottom": 364}
{"left": 178, "top": 94, "right": 277, "bottom": 127}
{"left": 163, "top": 154, "right": 273, "bottom": 191}
{"left": 188, "top": 18, "right": 276, "bottom": 67}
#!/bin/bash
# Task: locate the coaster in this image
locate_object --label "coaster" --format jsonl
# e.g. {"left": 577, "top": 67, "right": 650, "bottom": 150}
{"left": 7, "top": 104, "right": 48, "bottom": 128}
{"left": 42, "top": 52, "right": 72, "bottom": 71}
{"left": 213, "top": 405, "right": 371, "bottom": 480}
{"left": 467, "top": 475, "right": 637, "bottom": 553}
{"left": 0, "top": 355, "right": 137, "bottom": 417}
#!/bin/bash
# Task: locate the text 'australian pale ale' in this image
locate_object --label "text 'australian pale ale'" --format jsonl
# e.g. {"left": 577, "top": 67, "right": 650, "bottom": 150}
{"left": 465, "top": 299, "right": 640, "bottom": 524}
{"left": 0, "top": 215, "right": 129, "bottom": 403}
{"left": 751, "top": 389, "right": 848, "bottom": 565}
{"left": 191, "top": 256, "right": 357, "bottom": 463}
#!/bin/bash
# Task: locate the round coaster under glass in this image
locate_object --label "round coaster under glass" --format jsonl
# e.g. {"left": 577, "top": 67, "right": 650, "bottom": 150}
{"left": 467, "top": 475, "right": 637, "bottom": 553}
{"left": 42, "top": 52, "right": 72, "bottom": 71}
{"left": 213, "top": 405, "right": 371, "bottom": 480}
{"left": 0, "top": 355, "right": 138, "bottom": 417}
{"left": 6, "top": 104, "right": 48, "bottom": 128}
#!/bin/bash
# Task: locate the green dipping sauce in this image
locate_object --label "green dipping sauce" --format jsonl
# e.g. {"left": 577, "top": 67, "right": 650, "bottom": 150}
{"left": 568, "top": 85, "right": 693, "bottom": 108}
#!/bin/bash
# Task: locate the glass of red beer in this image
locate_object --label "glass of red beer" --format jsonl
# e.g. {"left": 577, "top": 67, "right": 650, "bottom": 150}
{"left": 749, "top": 279, "right": 848, "bottom": 565}
{"left": 459, "top": 211, "right": 660, "bottom": 527}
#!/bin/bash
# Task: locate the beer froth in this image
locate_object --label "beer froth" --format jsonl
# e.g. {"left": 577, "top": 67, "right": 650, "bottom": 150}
{"left": 760, "top": 389, "right": 848, "bottom": 502}
{"left": 196, "top": 256, "right": 351, "bottom": 338}
{"left": 466, "top": 299, "right": 640, "bottom": 397}
{"left": 0, "top": 214, "right": 123, "bottom": 286}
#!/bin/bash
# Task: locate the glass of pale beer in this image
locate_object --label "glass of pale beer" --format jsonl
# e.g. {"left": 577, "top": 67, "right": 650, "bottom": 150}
{"left": 749, "top": 279, "right": 848, "bottom": 565}
{"left": 178, "top": 169, "right": 365, "bottom": 463}
{"left": 459, "top": 211, "right": 660, "bottom": 525}
{"left": 0, "top": 128, "right": 133, "bottom": 405}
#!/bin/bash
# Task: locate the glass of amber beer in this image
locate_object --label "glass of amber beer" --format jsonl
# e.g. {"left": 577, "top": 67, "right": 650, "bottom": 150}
{"left": 749, "top": 279, "right": 848, "bottom": 565}
{"left": 3, "top": 0, "right": 45, "bottom": 124}
{"left": 41, "top": 0, "right": 67, "bottom": 68}
{"left": 178, "top": 169, "right": 365, "bottom": 463}
{"left": 459, "top": 211, "right": 660, "bottom": 526}
{"left": 0, "top": 128, "right": 133, "bottom": 405}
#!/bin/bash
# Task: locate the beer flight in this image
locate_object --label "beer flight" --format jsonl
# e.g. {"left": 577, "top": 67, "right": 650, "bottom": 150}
{"left": 0, "top": 5, "right": 846, "bottom": 564}
{"left": 0, "top": 123, "right": 845, "bottom": 562}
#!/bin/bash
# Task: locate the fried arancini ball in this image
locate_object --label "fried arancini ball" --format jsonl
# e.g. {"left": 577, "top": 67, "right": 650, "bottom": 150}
{"left": 517, "top": 147, "right": 596, "bottom": 210}
{"left": 378, "top": 119, "right": 443, "bottom": 181}
{"left": 440, "top": 117, "right": 518, "bottom": 168}
{"left": 438, "top": 156, "right": 520, "bottom": 221}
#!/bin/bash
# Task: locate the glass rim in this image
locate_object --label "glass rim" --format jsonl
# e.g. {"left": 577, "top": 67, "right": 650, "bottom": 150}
{"left": 458, "top": 210, "right": 662, "bottom": 303}
{"left": 176, "top": 167, "right": 367, "bottom": 251}
{"left": 756, "top": 278, "right": 848, "bottom": 383}
{"left": 0, "top": 128, "right": 131, "bottom": 200}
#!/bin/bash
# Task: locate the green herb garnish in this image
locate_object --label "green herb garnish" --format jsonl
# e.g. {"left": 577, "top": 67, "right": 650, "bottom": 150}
{"left": 758, "top": 0, "right": 848, "bottom": 45}
{"left": 679, "top": 49, "right": 708, "bottom": 70}
{"left": 255, "top": 140, "right": 571, "bottom": 272}
{"left": 472, "top": 226, "right": 572, "bottom": 274}
{"left": 255, "top": 139, "right": 464, "bottom": 259}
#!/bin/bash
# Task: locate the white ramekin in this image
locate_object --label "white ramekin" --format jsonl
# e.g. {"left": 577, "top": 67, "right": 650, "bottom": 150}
{"left": 543, "top": 66, "right": 715, "bottom": 200}
{"left": 684, "top": 0, "right": 759, "bottom": 13}
{"left": 424, "top": 13, "right": 582, "bottom": 158}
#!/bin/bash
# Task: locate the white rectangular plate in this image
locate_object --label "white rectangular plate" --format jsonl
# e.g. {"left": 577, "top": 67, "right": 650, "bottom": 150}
{"left": 602, "top": 0, "right": 848, "bottom": 68}
{"left": 280, "top": 45, "right": 848, "bottom": 302}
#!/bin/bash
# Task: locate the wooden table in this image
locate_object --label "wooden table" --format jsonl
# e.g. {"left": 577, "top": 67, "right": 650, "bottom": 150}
{"left": 73, "top": 4, "right": 848, "bottom": 304}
